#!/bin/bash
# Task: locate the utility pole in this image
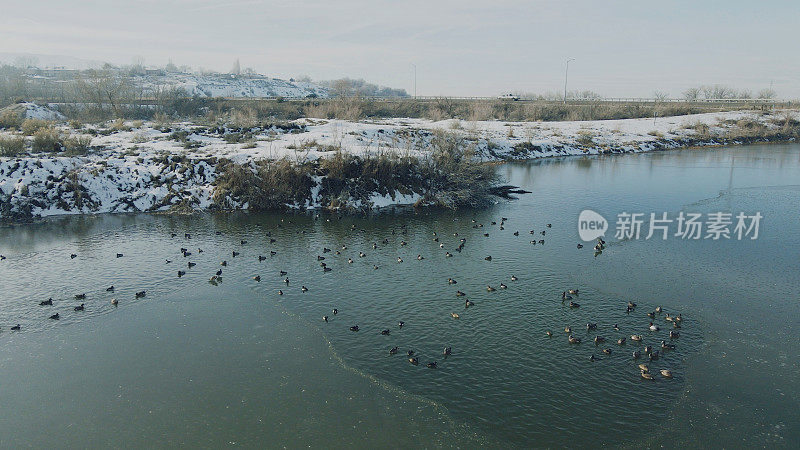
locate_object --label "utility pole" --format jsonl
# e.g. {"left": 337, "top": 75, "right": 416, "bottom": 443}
{"left": 564, "top": 58, "right": 575, "bottom": 104}
{"left": 411, "top": 63, "right": 417, "bottom": 99}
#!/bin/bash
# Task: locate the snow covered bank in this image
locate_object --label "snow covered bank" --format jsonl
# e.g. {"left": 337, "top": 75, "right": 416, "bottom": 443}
{"left": 1, "top": 109, "right": 797, "bottom": 221}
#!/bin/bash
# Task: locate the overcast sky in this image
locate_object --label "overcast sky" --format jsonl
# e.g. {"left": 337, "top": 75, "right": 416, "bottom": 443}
{"left": 1, "top": 0, "right": 797, "bottom": 97}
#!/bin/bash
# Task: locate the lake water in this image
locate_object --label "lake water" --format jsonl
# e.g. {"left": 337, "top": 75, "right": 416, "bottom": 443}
{"left": 1, "top": 143, "right": 798, "bottom": 448}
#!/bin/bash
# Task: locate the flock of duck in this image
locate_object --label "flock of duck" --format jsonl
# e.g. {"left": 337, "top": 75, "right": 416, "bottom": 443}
{"left": 1, "top": 214, "right": 684, "bottom": 381}
{"left": 555, "top": 286, "right": 682, "bottom": 380}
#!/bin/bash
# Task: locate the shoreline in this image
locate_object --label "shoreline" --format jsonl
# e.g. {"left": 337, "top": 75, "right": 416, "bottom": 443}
{"left": 1, "top": 108, "right": 798, "bottom": 223}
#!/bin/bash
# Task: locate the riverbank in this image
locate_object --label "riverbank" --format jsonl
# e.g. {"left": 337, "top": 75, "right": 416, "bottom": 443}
{"left": 1, "top": 107, "right": 798, "bottom": 221}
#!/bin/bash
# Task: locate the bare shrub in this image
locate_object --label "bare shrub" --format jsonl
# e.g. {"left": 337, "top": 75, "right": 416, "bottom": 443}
{"left": 31, "top": 127, "right": 64, "bottom": 152}
{"left": 63, "top": 135, "right": 93, "bottom": 156}
{"left": 0, "top": 135, "right": 26, "bottom": 156}
{"left": 21, "top": 118, "right": 52, "bottom": 136}
{"left": 0, "top": 110, "right": 24, "bottom": 130}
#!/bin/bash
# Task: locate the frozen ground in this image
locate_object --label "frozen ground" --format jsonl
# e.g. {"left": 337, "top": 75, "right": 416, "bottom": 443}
{"left": 1, "top": 107, "right": 796, "bottom": 220}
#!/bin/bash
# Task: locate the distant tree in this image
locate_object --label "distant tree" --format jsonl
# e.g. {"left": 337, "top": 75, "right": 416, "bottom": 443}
{"left": 701, "top": 84, "right": 736, "bottom": 99}
{"left": 131, "top": 56, "right": 145, "bottom": 72}
{"left": 683, "top": 88, "right": 700, "bottom": 101}
{"left": 74, "top": 69, "right": 134, "bottom": 118}
{"left": 653, "top": 90, "right": 669, "bottom": 102}
{"left": 757, "top": 88, "right": 776, "bottom": 99}
{"left": 13, "top": 56, "right": 38, "bottom": 69}
{"left": 331, "top": 79, "right": 356, "bottom": 97}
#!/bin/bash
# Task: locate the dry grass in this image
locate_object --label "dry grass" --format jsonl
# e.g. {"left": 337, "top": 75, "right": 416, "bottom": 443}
{"left": 212, "top": 130, "right": 499, "bottom": 211}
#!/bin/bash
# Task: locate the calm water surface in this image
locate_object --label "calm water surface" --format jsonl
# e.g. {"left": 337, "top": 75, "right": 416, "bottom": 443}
{"left": 0, "top": 143, "right": 798, "bottom": 448}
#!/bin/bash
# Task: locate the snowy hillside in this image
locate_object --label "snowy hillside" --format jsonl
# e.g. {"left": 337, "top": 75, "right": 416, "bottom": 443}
{"left": 139, "top": 73, "right": 330, "bottom": 98}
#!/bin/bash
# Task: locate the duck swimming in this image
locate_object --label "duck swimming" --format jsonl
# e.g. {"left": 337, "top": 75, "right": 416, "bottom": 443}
{"left": 278, "top": 290, "right": 283, "bottom": 295}
{"left": 617, "top": 337, "right": 627, "bottom": 345}
{"left": 510, "top": 275, "right": 518, "bottom": 281}
{"left": 323, "top": 315, "right": 329, "bottom": 322}
{"left": 75, "top": 294, "right": 86, "bottom": 300}
{"left": 641, "top": 371, "right": 654, "bottom": 380}
{"left": 49, "top": 313, "right": 60, "bottom": 320}
{"left": 660, "top": 369, "right": 673, "bottom": 378}
{"left": 74, "top": 303, "right": 84, "bottom": 311}
{"left": 569, "top": 302, "right": 580, "bottom": 308}
{"left": 484, "top": 256, "right": 492, "bottom": 261}
{"left": 398, "top": 321, "right": 404, "bottom": 328}
{"left": 111, "top": 298, "right": 118, "bottom": 306}
{"left": 443, "top": 346, "right": 452, "bottom": 356}
{"left": 669, "top": 330, "right": 680, "bottom": 339}
{"left": 301, "top": 286, "right": 308, "bottom": 292}
{"left": 349, "top": 325, "right": 359, "bottom": 332}
{"left": 586, "top": 323, "right": 597, "bottom": 331}
{"left": 568, "top": 335, "right": 581, "bottom": 344}
{"left": 631, "top": 334, "right": 643, "bottom": 341}
{"left": 465, "top": 299, "right": 475, "bottom": 307}
{"left": 40, "top": 298, "right": 53, "bottom": 306}
{"left": 649, "top": 322, "right": 660, "bottom": 331}
{"left": 448, "top": 278, "right": 457, "bottom": 284}
{"left": 602, "top": 348, "right": 612, "bottom": 355}
{"left": 253, "top": 276, "right": 261, "bottom": 282}
{"left": 594, "top": 336, "right": 606, "bottom": 344}
{"left": 332, "top": 308, "right": 338, "bottom": 315}
{"left": 135, "top": 291, "right": 146, "bottom": 298}
{"left": 632, "top": 350, "right": 641, "bottom": 359}
{"left": 389, "top": 346, "right": 398, "bottom": 355}
{"left": 451, "top": 313, "right": 460, "bottom": 319}
{"left": 564, "top": 326, "right": 572, "bottom": 333}
{"left": 546, "top": 330, "right": 553, "bottom": 337}
{"left": 409, "top": 357, "right": 419, "bottom": 365}
{"left": 11, "top": 324, "right": 20, "bottom": 331}
{"left": 381, "top": 329, "right": 390, "bottom": 335}
{"left": 487, "top": 285, "right": 496, "bottom": 292}
{"left": 426, "top": 361, "right": 438, "bottom": 368}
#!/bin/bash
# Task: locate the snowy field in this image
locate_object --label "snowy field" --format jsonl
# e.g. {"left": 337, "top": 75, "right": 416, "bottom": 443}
{"left": 1, "top": 104, "right": 796, "bottom": 220}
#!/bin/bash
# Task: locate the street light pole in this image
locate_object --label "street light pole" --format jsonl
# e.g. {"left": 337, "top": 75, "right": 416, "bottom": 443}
{"left": 564, "top": 58, "right": 575, "bottom": 105}
{"left": 411, "top": 63, "right": 417, "bottom": 99}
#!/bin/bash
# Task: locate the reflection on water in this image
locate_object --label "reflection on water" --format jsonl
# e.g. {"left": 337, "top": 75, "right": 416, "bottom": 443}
{"left": 1, "top": 143, "right": 798, "bottom": 447}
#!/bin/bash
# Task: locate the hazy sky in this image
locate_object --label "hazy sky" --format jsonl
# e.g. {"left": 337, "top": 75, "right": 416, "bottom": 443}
{"left": 2, "top": 0, "right": 798, "bottom": 97}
